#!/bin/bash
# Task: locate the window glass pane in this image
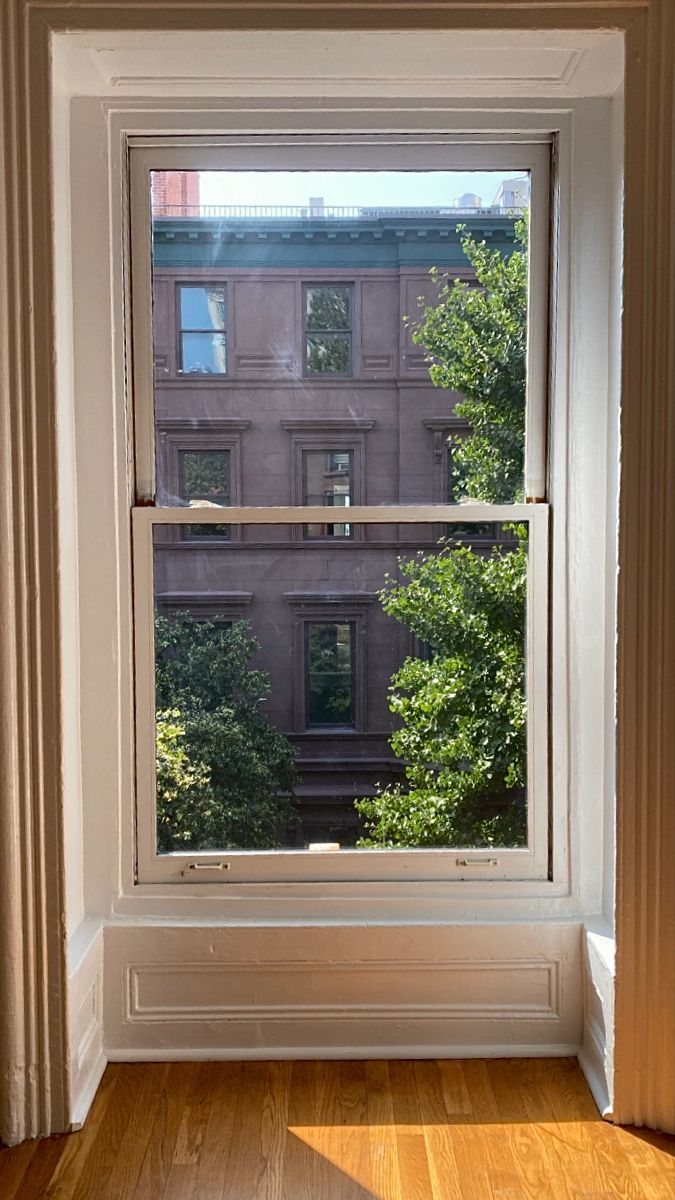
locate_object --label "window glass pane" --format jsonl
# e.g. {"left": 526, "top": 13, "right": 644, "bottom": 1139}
{"left": 305, "top": 334, "right": 351, "bottom": 375}
{"left": 151, "top": 521, "right": 529, "bottom": 852}
{"left": 304, "top": 449, "right": 352, "bottom": 538}
{"left": 180, "top": 450, "right": 230, "bottom": 503}
{"left": 307, "top": 623, "right": 354, "bottom": 726}
{"left": 180, "top": 332, "right": 227, "bottom": 375}
{"left": 302, "top": 333, "right": 348, "bottom": 374}
{"left": 179, "top": 285, "right": 226, "bottom": 330}
{"left": 305, "top": 286, "right": 351, "bottom": 330}
{"left": 151, "top": 168, "right": 530, "bottom": 507}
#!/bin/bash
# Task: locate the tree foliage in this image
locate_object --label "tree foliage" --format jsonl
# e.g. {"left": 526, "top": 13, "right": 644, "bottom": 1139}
{"left": 356, "top": 221, "right": 528, "bottom": 849}
{"left": 411, "top": 220, "right": 527, "bottom": 504}
{"left": 155, "top": 616, "right": 296, "bottom": 851}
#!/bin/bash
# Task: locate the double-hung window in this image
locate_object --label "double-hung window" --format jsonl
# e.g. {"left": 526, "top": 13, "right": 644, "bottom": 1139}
{"left": 304, "top": 284, "right": 353, "bottom": 376}
{"left": 130, "top": 141, "right": 551, "bottom": 885}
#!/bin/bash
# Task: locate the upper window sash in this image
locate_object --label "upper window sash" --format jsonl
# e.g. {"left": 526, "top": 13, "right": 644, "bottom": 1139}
{"left": 129, "top": 137, "right": 551, "bottom": 504}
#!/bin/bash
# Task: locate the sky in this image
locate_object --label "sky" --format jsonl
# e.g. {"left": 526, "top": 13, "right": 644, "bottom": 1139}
{"left": 199, "top": 170, "right": 526, "bottom": 210}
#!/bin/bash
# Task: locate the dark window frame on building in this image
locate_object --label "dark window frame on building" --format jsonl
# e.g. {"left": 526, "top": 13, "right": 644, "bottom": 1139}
{"left": 284, "top": 594, "right": 375, "bottom": 734}
{"left": 155, "top": 418, "right": 249, "bottom": 544}
{"left": 302, "top": 282, "right": 354, "bottom": 378}
{"left": 176, "top": 282, "right": 228, "bottom": 377}
{"left": 281, "top": 419, "right": 374, "bottom": 542}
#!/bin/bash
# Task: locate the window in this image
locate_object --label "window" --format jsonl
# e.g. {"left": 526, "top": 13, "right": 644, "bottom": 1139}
{"left": 178, "top": 284, "right": 227, "bottom": 375}
{"left": 303, "top": 449, "right": 353, "bottom": 537}
{"left": 130, "top": 148, "right": 551, "bottom": 884}
{"left": 155, "top": 419, "right": 247, "bottom": 542}
{"left": 306, "top": 621, "right": 355, "bottom": 726}
{"left": 179, "top": 449, "right": 230, "bottom": 538}
{"left": 304, "top": 284, "right": 353, "bottom": 375}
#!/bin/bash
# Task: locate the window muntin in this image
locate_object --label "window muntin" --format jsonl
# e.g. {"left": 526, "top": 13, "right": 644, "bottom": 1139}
{"left": 303, "top": 449, "right": 353, "bottom": 538}
{"left": 178, "top": 284, "right": 227, "bottom": 375}
{"left": 306, "top": 621, "right": 355, "bottom": 727}
{"left": 132, "top": 154, "right": 551, "bottom": 883}
{"left": 304, "top": 285, "right": 353, "bottom": 376}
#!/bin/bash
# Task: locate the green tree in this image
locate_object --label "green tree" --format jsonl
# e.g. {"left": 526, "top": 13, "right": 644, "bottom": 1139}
{"left": 356, "top": 221, "right": 528, "bottom": 848}
{"left": 155, "top": 616, "right": 296, "bottom": 851}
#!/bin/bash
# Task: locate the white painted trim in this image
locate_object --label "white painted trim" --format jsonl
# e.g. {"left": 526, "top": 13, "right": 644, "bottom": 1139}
{"left": 107, "top": 1043, "right": 581, "bottom": 1062}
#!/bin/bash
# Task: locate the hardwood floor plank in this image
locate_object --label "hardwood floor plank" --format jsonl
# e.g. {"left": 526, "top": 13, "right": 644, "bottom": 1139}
{"left": 43, "top": 1066, "right": 120, "bottom": 1199}
{"left": 132, "top": 1062, "right": 201, "bottom": 1200}
{"left": 365, "top": 1060, "right": 403, "bottom": 1200}
{"left": 190, "top": 1062, "right": 242, "bottom": 1200}
{"left": 0, "top": 1133, "right": 39, "bottom": 1200}
{"left": 411, "top": 1061, "right": 465, "bottom": 1200}
{"left": 97, "top": 1063, "right": 171, "bottom": 1200}
{"left": 283, "top": 1060, "right": 322, "bottom": 1200}
{"left": 219, "top": 1061, "right": 278, "bottom": 1200}
{"left": 388, "top": 1061, "right": 434, "bottom": 1200}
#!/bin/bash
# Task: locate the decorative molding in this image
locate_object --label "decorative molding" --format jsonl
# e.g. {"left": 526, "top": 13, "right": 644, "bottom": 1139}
{"left": 124, "top": 957, "right": 562, "bottom": 1024}
{"left": 156, "top": 417, "right": 251, "bottom": 432}
{"left": 281, "top": 419, "right": 375, "bottom": 432}
{"left": 283, "top": 592, "right": 376, "bottom": 605}
{"left": 614, "top": 0, "right": 675, "bottom": 1133}
{"left": 0, "top": 0, "right": 70, "bottom": 1145}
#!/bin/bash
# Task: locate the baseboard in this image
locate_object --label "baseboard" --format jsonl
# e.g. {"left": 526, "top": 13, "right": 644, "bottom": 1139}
{"left": 69, "top": 1048, "right": 107, "bottom": 1131}
{"left": 106, "top": 1042, "right": 581, "bottom": 1062}
{"left": 68, "top": 920, "right": 105, "bottom": 1129}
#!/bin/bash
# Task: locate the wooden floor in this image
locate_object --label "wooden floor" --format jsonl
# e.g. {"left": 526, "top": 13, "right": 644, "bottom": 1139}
{"left": 1, "top": 1059, "right": 673, "bottom": 1199}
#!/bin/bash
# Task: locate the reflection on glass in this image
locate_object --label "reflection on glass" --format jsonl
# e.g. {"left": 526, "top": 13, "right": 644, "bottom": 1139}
{"left": 306, "top": 622, "right": 354, "bottom": 726}
{"left": 178, "top": 285, "right": 227, "bottom": 375}
{"left": 179, "top": 449, "right": 230, "bottom": 539}
{"left": 152, "top": 523, "right": 528, "bottom": 853}
{"left": 303, "top": 449, "right": 352, "bottom": 538}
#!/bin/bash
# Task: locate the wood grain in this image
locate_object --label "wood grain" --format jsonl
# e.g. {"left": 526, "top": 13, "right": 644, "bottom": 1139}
{"left": 0, "top": 1058, "right": 673, "bottom": 1200}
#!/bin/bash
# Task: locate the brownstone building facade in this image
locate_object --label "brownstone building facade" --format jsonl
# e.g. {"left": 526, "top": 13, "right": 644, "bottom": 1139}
{"left": 151, "top": 204, "right": 518, "bottom": 843}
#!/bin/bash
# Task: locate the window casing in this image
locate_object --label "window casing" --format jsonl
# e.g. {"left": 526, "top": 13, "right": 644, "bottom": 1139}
{"left": 129, "top": 138, "right": 552, "bottom": 886}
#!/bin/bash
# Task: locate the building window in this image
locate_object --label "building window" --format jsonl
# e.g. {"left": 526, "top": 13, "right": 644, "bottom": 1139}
{"left": 304, "top": 284, "right": 353, "bottom": 375}
{"left": 303, "top": 449, "right": 353, "bottom": 537}
{"left": 177, "top": 284, "right": 227, "bottom": 375}
{"left": 155, "top": 419, "right": 248, "bottom": 543}
{"left": 282, "top": 420, "right": 373, "bottom": 542}
{"left": 306, "top": 621, "right": 356, "bottom": 727}
{"left": 178, "top": 448, "right": 231, "bottom": 538}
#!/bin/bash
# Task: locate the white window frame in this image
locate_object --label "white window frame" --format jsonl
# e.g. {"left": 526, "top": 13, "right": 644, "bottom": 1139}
{"left": 129, "top": 138, "right": 552, "bottom": 886}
